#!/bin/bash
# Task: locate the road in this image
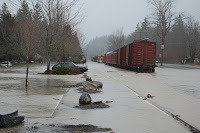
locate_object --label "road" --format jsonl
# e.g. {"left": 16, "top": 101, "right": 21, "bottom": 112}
{"left": 0, "top": 62, "right": 199, "bottom": 132}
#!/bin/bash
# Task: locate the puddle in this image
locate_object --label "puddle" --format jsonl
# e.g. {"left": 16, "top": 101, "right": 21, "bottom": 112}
{"left": 0, "top": 64, "right": 82, "bottom": 96}
{"left": 0, "top": 78, "right": 78, "bottom": 95}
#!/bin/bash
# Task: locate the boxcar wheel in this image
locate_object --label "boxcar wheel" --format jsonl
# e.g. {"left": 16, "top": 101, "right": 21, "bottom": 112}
{"left": 150, "top": 67, "right": 155, "bottom": 72}
{"left": 136, "top": 67, "right": 140, "bottom": 73}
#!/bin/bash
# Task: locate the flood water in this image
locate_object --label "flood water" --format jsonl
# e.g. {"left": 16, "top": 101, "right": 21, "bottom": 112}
{"left": 152, "top": 64, "right": 200, "bottom": 104}
{"left": 0, "top": 64, "right": 78, "bottom": 95}
{"left": 0, "top": 62, "right": 197, "bottom": 133}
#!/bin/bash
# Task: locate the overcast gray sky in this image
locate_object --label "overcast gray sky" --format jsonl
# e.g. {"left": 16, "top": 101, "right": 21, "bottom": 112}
{"left": 80, "top": 0, "right": 200, "bottom": 42}
{"left": 0, "top": 0, "right": 200, "bottom": 42}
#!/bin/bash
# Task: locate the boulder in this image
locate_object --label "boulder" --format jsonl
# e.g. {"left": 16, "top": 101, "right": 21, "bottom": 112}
{"left": 82, "top": 81, "right": 103, "bottom": 92}
{"left": 82, "top": 81, "right": 87, "bottom": 89}
{"left": 86, "top": 76, "right": 92, "bottom": 81}
{"left": 79, "top": 93, "right": 92, "bottom": 105}
{"left": 83, "top": 82, "right": 97, "bottom": 92}
{"left": 0, "top": 109, "right": 24, "bottom": 128}
{"left": 92, "top": 81, "right": 103, "bottom": 88}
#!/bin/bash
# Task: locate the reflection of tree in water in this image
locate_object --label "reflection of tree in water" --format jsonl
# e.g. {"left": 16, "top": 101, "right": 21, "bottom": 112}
{"left": 25, "top": 78, "right": 69, "bottom": 95}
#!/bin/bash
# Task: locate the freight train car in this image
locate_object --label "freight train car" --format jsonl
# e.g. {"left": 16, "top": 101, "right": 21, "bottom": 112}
{"left": 105, "top": 51, "right": 118, "bottom": 65}
{"left": 128, "top": 40, "right": 156, "bottom": 72}
{"left": 91, "top": 56, "right": 98, "bottom": 62}
{"left": 118, "top": 46, "right": 127, "bottom": 67}
{"left": 104, "top": 39, "right": 156, "bottom": 72}
{"left": 111, "top": 51, "right": 118, "bottom": 65}
{"left": 97, "top": 56, "right": 104, "bottom": 63}
{"left": 104, "top": 52, "right": 112, "bottom": 64}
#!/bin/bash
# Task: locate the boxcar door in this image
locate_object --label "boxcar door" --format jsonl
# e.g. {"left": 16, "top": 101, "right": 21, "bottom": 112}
{"left": 134, "top": 43, "right": 144, "bottom": 65}
{"left": 144, "top": 42, "right": 156, "bottom": 65}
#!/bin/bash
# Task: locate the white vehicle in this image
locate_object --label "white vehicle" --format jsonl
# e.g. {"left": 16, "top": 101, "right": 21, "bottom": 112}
{"left": 1, "top": 61, "right": 12, "bottom": 67}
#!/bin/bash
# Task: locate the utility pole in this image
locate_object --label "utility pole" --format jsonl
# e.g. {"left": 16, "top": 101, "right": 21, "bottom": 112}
{"left": 161, "top": 20, "right": 166, "bottom": 66}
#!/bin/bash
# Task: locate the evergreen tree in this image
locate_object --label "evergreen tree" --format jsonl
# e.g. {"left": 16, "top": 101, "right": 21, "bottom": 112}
{"left": 0, "top": 3, "right": 16, "bottom": 61}
{"left": 16, "top": 0, "right": 32, "bottom": 21}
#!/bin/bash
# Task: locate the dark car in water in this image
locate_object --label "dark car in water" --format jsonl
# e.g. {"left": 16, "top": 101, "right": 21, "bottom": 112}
{"left": 52, "top": 62, "right": 88, "bottom": 73}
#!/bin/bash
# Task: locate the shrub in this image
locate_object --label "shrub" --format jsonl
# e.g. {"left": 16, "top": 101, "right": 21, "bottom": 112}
{"left": 51, "top": 67, "right": 71, "bottom": 75}
{"left": 70, "top": 68, "right": 82, "bottom": 75}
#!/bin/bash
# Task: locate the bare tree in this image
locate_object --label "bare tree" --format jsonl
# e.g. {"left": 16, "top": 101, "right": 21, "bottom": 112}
{"left": 185, "top": 17, "right": 200, "bottom": 63}
{"left": 167, "top": 15, "right": 187, "bottom": 64}
{"left": 148, "top": 0, "right": 178, "bottom": 36}
{"left": 147, "top": 0, "right": 183, "bottom": 64}
{"left": 36, "top": 0, "right": 82, "bottom": 71}
{"left": 15, "top": 0, "right": 42, "bottom": 88}
{"left": 18, "top": 17, "right": 41, "bottom": 88}
{"left": 108, "top": 28, "right": 125, "bottom": 51}
{"left": 15, "top": 0, "right": 82, "bottom": 68}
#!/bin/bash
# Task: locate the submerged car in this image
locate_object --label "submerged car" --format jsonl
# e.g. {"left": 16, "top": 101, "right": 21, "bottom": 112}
{"left": 52, "top": 62, "right": 88, "bottom": 73}
{"left": 1, "top": 61, "right": 12, "bottom": 67}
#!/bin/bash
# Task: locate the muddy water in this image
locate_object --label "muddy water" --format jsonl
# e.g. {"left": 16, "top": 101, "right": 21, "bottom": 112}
{"left": 0, "top": 63, "right": 85, "bottom": 121}
{"left": 152, "top": 65, "right": 200, "bottom": 104}
{"left": 0, "top": 62, "right": 193, "bottom": 133}
{"left": 0, "top": 77, "right": 70, "bottom": 95}
{"left": 0, "top": 64, "right": 78, "bottom": 95}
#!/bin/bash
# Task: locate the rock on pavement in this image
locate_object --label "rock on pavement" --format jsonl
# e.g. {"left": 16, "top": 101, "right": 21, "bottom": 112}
{"left": 86, "top": 76, "right": 92, "bottom": 81}
{"left": 79, "top": 93, "right": 92, "bottom": 105}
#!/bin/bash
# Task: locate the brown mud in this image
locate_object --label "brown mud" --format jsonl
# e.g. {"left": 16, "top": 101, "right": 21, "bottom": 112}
{"left": 75, "top": 102, "right": 110, "bottom": 109}
{"left": 26, "top": 123, "right": 112, "bottom": 132}
{"left": 77, "top": 88, "right": 102, "bottom": 94}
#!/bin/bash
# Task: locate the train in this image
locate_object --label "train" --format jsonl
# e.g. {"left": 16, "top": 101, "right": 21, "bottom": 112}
{"left": 92, "top": 39, "right": 157, "bottom": 72}
{"left": 91, "top": 56, "right": 98, "bottom": 62}
{"left": 91, "top": 56, "right": 104, "bottom": 63}
{"left": 97, "top": 56, "right": 104, "bottom": 63}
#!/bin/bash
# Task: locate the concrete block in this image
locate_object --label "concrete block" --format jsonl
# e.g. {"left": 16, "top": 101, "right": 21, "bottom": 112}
{"left": 0, "top": 109, "right": 24, "bottom": 128}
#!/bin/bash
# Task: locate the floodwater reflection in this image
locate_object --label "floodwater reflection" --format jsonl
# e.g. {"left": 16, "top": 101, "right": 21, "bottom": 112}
{"left": 0, "top": 65, "right": 79, "bottom": 95}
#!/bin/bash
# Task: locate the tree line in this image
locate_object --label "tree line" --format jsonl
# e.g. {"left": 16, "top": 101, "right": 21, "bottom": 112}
{"left": 86, "top": 0, "right": 200, "bottom": 64}
{"left": 0, "top": 0, "right": 83, "bottom": 70}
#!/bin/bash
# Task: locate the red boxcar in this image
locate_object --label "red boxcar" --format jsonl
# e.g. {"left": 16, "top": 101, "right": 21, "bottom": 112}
{"left": 91, "top": 56, "right": 98, "bottom": 62}
{"left": 119, "top": 46, "right": 127, "bottom": 68}
{"left": 111, "top": 51, "right": 118, "bottom": 65}
{"left": 104, "top": 40, "right": 156, "bottom": 72}
{"left": 105, "top": 52, "right": 112, "bottom": 64}
{"left": 117, "top": 49, "right": 120, "bottom": 66}
{"left": 128, "top": 41, "right": 156, "bottom": 72}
